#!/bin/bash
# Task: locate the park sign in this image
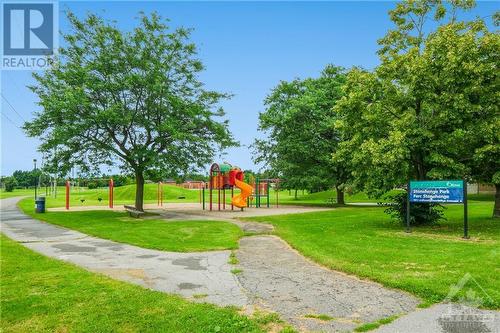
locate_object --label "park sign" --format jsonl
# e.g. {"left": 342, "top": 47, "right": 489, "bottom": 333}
{"left": 406, "top": 179, "right": 469, "bottom": 239}
{"left": 409, "top": 180, "right": 464, "bottom": 203}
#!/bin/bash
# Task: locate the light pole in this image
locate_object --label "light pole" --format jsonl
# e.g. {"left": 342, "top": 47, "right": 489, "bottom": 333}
{"left": 42, "top": 154, "right": 48, "bottom": 196}
{"left": 33, "top": 159, "right": 37, "bottom": 200}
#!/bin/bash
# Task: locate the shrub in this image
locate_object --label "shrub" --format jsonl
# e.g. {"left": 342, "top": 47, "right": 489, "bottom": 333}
{"left": 3, "top": 177, "right": 18, "bottom": 192}
{"left": 380, "top": 192, "right": 446, "bottom": 226}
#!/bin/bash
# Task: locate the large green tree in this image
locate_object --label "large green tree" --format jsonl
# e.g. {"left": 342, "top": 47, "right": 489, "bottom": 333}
{"left": 12, "top": 170, "right": 43, "bottom": 188}
{"left": 24, "top": 12, "right": 235, "bottom": 211}
{"left": 334, "top": 0, "right": 499, "bottom": 216}
{"left": 254, "top": 65, "right": 349, "bottom": 203}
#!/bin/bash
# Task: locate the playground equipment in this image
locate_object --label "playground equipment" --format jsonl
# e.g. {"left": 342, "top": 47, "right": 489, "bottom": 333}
{"left": 202, "top": 163, "right": 251, "bottom": 210}
{"left": 157, "top": 181, "right": 164, "bottom": 206}
{"left": 246, "top": 177, "right": 281, "bottom": 208}
{"left": 65, "top": 178, "right": 114, "bottom": 210}
{"left": 202, "top": 163, "right": 281, "bottom": 211}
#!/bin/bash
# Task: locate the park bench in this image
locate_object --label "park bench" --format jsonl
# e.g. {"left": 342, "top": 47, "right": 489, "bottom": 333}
{"left": 124, "top": 205, "right": 145, "bottom": 218}
{"left": 325, "top": 197, "right": 337, "bottom": 206}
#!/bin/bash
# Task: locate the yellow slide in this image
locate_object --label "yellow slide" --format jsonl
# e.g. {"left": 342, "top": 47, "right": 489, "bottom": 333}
{"left": 232, "top": 179, "right": 253, "bottom": 208}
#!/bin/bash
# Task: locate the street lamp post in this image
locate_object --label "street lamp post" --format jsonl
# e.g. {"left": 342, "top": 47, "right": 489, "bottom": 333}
{"left": 42, "top": 156, "right": 49, "bottom": 196}
{"left": 33, "top": 159, "right": 37, "bottom": 200}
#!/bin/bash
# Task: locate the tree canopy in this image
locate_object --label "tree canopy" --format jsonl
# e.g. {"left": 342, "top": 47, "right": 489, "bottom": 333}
{"left": 24, "top": 12, "right": 236, "bottom": 210}
{"left": 254, "top": 65, "right": 349, "bottom": 203}
{"left": 333, "top": 0, "right": 499, "bottom": 218}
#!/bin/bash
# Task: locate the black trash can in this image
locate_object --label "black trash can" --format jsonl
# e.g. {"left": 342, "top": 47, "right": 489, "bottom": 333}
{"left": 35, "top": 196, "right": 46, "bottom": 213}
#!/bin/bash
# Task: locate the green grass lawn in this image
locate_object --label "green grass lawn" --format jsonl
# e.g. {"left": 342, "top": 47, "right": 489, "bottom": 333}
{"left": 34, "top": 183, "right": 202, "bottom": 208}
{"left": 245, "top": 201, "right": 499, "bottom": 309}
{"left": 18, "top": 198, "right": 242, "bottom": 252}
{"left": 0, "top": 235, "right": 273, "bottom": 333}
{"left": 4, "top": 183, "right": 397, "bottom": 208}
{"left": 268, "top": 189, "right": 401, "bottom": 206}
{"left": 0, "top": 188, "right": 37, "bottom": 199}
{"left": 9, "top": 182, "right": 493, "bottom": 210}
{"left": 269, "top": 189, "right": 494, "bottom": 206}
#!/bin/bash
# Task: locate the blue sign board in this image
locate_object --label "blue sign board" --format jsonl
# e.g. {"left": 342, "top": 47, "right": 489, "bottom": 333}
{"left": 409, "top": 180, "right": 464, "bottom": 203}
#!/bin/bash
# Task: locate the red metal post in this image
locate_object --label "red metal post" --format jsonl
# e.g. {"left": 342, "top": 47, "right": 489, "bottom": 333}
{"left": 209, "top": 163, "right": 222, "bottom": 212}
{"left": 109, "top": 179, "right": 114, "bottom": 208}
{"left": 65, "top": 180, "right": 70, "bottom": 210}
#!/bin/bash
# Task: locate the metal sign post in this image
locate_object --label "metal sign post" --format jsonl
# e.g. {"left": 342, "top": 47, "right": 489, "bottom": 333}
{"left": 406, "top": 184, "right": 411, "bottom": 233}
{"left": 463, "top": 180, "right": 468, "bottom": 239}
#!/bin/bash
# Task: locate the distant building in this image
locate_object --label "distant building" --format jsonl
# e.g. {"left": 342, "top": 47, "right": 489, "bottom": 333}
{"left": 180, "top": 180, "right": 205, "bottom": 189}
{"left": 467, "top": 183, "right": 495, "bottom": 194}
{"left": 160, "top": 179, "right": 205, "bottom": 189}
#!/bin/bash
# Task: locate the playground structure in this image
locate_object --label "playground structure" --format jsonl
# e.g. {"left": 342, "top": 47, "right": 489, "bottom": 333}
{"left": 65, "top": 178, "right": 114, "bottom": 210}
{"left": 247, "top": 176, "right": 281, "bottom": 208}
{"left": 202, "top": 162, "right": 280, "bottom": 211}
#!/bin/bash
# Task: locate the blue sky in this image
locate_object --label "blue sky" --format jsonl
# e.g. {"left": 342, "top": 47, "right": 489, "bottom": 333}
{"left": 1, "top": 1, "right": 498, "bottom": 176}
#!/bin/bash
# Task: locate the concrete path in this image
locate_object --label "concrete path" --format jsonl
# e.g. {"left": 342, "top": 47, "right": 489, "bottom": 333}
{"left": 374, "top": 303, "right": 499, "bottom": 333}
{"left": 235, "top": 235, "right": 420, "bottom": 332}
{"left": 0, "top": 197, "right": 247, "bottom": 307}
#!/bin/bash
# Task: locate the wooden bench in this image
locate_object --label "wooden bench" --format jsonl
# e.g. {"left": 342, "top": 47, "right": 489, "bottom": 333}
{"left": 325, "top": 197, "right": 337, "bottom": 206}
{"left": 124, "top": 205, "right": 145, "bottom": 218}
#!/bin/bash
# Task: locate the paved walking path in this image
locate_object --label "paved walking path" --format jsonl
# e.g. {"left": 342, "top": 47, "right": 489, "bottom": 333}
{"left": 373, "top": 303, "right": 499, "bottom": 333}
{"left": 235, "top": 235, "right": 419, "bottom": 332}
{"left": 2, "top": 197, "right": 498, "bottom": 332}
{"left": 0, "top": 197, "right": 247, "bottom": 307}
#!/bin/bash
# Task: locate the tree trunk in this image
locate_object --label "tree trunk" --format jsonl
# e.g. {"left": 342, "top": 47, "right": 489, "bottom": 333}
{"left": 336, "top": 186, "right": 345, "bottom": 205}
{"left": 494, "top": 184, "right": 500, "bottom": 218}
{"left": 294, "top": 189, "right": 298, "bottom": 199}
{"left": 135, "top": 170, "right": 145, "bottom": 211}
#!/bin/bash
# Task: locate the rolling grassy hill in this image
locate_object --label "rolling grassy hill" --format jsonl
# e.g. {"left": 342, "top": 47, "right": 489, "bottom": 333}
{"left": 11, "top": 184, "right": 201, "bottom": 208}
{"left": 113, "top": 183, "right": 200, "bottom": 202}
{"left": 6, "top": 184, "right": 494, "bottom": 209}
{"left": 267, "top": 188, "right": 402, "bottom": 206}
{"left": 0, "top": 188, "right": 37, "bottom": 199}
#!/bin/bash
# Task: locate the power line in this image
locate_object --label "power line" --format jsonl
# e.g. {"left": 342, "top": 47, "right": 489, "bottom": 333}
{"left": 1, "top": 111, "right": 21, "bottom": 128}
{"left": 3, "top": 71, "right": 24, "bottom": 91}
{"left": 1, "top": 93, "right": 26, "bottom": 122}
